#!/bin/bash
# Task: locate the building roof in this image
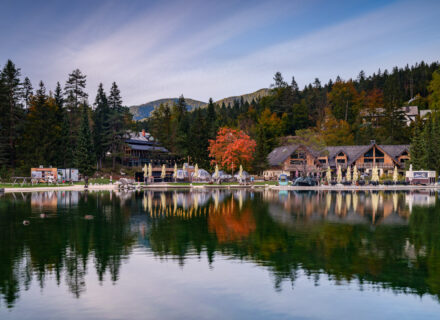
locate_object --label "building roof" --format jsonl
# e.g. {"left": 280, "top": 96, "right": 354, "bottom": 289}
{"left": 125, "top": 131, "right": 169, "bottom": 153}
{"left": 128, "top": 144, "right": 169, "bottom": 153}
{"left": 267, "top": 144, "right": 322, "bottom": 166}
{"left": 267, "top": 143, "right": 410, "bottom": 168}
{"left": 267, "top": 145, "right": 299, "bottom": 166}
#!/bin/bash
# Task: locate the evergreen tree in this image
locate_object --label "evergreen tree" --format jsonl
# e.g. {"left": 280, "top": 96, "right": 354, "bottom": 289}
{"left": 54, "top": 81, "right": 64, "bottom": 108}
{"left": 431, "top": 114, "right": 440, "bottom": 172}
{"left": 75, "top": 104, "right": 95, "bottom": 176}
{"left": 93, "top": 83, "right": 111, "bottom": 169}
{"left": 19, "top": 81, "right": 62, "bottom": 168}
{"left": 206, "top": 97, "right": 217, "bottom": 139}
{"left": 64, "top": 69, "right": 88, "bottom": 109}
{"left": 272, "top": 72, "right": 288, "bottom": 88}
{"left": 23, "top": 77, "right": 33, "bottom": 109}
{"left": 410, "top": 120, "right": 426, "bottom": 170}
{"left": 0, "top": 60, "right": 23, "bottom": 167}
{"left": 108, "top": 82, "right": 128, "bottom": 169}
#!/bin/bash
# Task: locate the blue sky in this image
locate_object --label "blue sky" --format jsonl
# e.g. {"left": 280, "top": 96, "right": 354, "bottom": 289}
{"left": 1, "top": 0, "right": 439, "bottom": 105}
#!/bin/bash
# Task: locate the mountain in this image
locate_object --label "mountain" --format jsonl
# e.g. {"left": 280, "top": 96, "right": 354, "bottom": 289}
{"left": 129, "top": 88, "right": 271, "bottom": 120}
{"left": 212, "top": 88, "right": 270, "bottom": 107}
{"left": 130, "top": 98, "right": 207, "bottom": 120}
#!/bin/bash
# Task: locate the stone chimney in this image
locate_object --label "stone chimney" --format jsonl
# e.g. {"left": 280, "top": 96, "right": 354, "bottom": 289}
{"left": 370, "top": 140, "right": 376, "bottom": 145}
{"left": 142, "top": 129, "right": 146, "bottom": 137}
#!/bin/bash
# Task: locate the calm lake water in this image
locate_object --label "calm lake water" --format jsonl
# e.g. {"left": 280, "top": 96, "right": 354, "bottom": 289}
{"left": 1, "top": 189, "right": 440, "bottom": 319}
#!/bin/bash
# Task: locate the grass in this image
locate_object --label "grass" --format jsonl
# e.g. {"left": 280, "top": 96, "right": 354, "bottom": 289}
{"left": 0, "top": 178, "right": 111, "bottom": 188}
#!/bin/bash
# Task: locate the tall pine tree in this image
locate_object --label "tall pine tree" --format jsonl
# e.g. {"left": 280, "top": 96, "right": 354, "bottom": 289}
{"left": 75, "top": 104, "right": 95, "bottom": 176}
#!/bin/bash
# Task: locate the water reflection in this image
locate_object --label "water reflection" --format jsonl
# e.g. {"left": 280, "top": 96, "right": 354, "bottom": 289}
{"left": 0, "top": 189, "right": 440, "bottom": 310}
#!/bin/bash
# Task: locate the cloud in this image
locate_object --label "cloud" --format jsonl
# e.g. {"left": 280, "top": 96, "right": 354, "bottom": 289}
{"left": 4, "top": 0, "right": 440, "bottom": 105}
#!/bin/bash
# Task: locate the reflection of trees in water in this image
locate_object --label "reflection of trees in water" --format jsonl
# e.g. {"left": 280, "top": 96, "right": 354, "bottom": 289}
{"left": 0, "top": 192, "right": 136, "bottom": 308}
{"left": 2, "top": 189, "right": 440, "bottom": 308}
{"left": 146, "top": 190, "right": 440, "bottom": 300}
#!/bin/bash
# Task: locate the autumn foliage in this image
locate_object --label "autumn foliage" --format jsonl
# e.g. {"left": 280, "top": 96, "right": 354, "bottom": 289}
{"left": 208, "top": 127, "right": 256, "bottom": 171}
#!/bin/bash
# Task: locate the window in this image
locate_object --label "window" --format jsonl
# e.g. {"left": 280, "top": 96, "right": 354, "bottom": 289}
{"left": 364, "top": 158, "right": 373, "bottom": 163}
{"left": 364, "top": 148, "right": 374, "bottom": 157}
{"left": 337, "top": 152, "right": 345, "bottom": 157}
{"left": 292, "top": 151, "right": 306, "bottom": 159}
{"left": 375, "top": 149, "right": 384, "bottom": 157}
{"left": 337, "top": 159, "right": 346, "bottom": 164}
{"left": 319, "top": 159, "right": 327, "bottom": 164}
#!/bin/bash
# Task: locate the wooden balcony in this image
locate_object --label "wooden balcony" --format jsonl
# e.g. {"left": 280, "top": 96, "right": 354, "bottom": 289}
{"left": 356, "top": 163, "right": 395, "bottom": 169}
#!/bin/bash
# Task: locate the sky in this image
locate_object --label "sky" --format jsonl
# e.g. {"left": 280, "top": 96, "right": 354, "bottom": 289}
{"left": 1, "top": 0, "right": 440, "bottom": 106}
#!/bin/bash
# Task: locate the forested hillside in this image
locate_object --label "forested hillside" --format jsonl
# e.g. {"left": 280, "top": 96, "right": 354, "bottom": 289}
{"left": 130, "top": 98, "right": 207, "bottom": 120}
{"left": 1, "top": 58, "right": 440, "bottom": 176}
{"left": 145, "top": 61, "right": 440, "bottom": 171}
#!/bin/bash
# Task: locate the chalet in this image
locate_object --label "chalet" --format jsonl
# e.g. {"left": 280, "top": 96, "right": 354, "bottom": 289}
{"left": 123, "top": 130, "right": 175, "bottom": 167}
{"left": 264, "top": 141, "right": 410, "bottom": 179}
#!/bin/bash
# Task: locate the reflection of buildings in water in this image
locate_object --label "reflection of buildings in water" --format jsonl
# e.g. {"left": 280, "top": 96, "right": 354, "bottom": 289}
{"left": 31, "top": 191, "right": 58, "bottom": 213}
{"left": 56, "top": 191, "right": 79, "bottom": 208}
{"left": 266, "top": 190, "right": 412, "bottom": 226}
{"left": 405, "top": 191, "right": 436, "bottom": 213}
{"left": 31, "top": 191, "right": 81, "bottom": 212}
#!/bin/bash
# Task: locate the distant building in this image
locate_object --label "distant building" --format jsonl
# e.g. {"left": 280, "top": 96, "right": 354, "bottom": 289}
{"left": 264, "top": 141, "right": 410, "bottom": 179}
{"left": 123, "top": 129, "right": 175, "bottom": 167}
{"left": 360, "top": 105, "right": 431, "bottom": 127}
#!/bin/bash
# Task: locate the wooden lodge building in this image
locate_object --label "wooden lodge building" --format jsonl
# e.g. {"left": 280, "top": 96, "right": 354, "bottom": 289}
{"left": 264, "top": 141, "right": 410, "bottom": 179}
{"left": 123, "top": 130, "right": 176, "bottom": 167}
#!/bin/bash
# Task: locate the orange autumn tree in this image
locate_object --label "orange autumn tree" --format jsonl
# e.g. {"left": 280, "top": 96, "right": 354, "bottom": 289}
{"left": 208, "top": 127, "right": 256, "bottom": 172}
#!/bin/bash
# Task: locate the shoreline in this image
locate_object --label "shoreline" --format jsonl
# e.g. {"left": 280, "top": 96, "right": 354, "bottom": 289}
{"left": 2, "top": 183, "right": 440, "bottom": 193}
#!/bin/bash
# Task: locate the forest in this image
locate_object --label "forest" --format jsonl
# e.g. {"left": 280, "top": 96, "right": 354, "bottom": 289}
{"left": 0, "top": 60, "right": 131, "bottom": 177}
{"left": 1, "top": 59, "right": 440, "bottom": 177}
{"left": 146, "top": 60, "right": 440, "bottom": 171}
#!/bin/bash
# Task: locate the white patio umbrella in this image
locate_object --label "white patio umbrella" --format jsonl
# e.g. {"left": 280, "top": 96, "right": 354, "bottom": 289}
{"left": 213, "top": 164, "right": 219, "bottom": 179}
{"left": 393, "top": 166, "right": 398, "bottom": 183}
{"left": 194, "top": 164, "right": 199, "bottom": 181}
{"left": 352, "top": 165, "right": 359, "bottom": 183}
{"left": 326, "top": 167, "right": 331, "bottom": 182}
{"left": 239, "top": 165, "right": 243, "bottom": 180}
{"left": 173, "top": 163, "right": 177, "bottom": 180}
{"left": 143, "top": 164, "right": 148, "bottom": 180}
{"left": 337, "top": 166, "right": 342, "bottom": 184}
{"left": 371, "top": 166, "right": 379, "bottom": 183}
{"left": 161, "top": 164, "right": 166, "bottom": 180}
{"left": 346, "top": 166, "right": 351, "bottom": 182}
{"left": 148, "top": 163, "right": 153, "bottom": 179}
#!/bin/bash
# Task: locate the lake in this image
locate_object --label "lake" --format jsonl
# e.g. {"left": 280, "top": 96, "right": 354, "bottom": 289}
{"left": 0, "top": 189, "right": 440, "bottom": 319}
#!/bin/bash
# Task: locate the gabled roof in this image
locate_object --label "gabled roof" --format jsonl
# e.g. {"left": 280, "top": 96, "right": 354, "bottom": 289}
{"left": 326, "top": 145, "right": 372, "bottom": 166}
{"left": 379, "top": 145, "right": 410, "bottom": 159}
{"left": 267, "top": 145, "right": 299, "bottom": 166}
{"left": 267, "top": 144, "right": 323, "bottom": 166}
{"left": 267, "top": 143, "right": 410, "bottom": 168}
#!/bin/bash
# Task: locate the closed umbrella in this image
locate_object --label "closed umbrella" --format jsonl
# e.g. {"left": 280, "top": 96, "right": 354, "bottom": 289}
{"left": 337, "top": 166, "right": 342, "bottom": 184}
{"left": 393, "top": 166, "right": 398, "bottom": 183}
{"left": 353, "top": 165, "right": 359, "bottom": 184}
{"left": 213, "top": 164, "right": 219, "bottom": 179}
{"left": 143, "top": 164, "right": 148, "bottom": 181}
{"left": 173, "top": 163, "right": 177, "bottom": 180}
{"left": 161, "top": 164, "right": 166, "bottom": 180}
{"left": 194, "top": 164, "right": 199, "bottom": 180}
{"left": 239, "top": 165, "right": 243, "bottom": 181}
{"left": 148, "top": 163, "right": 153, "bottom": 179}
{"left": 346, "top": 166, "right": 351, "bottom": 183}
{"left": 326, "top": 167, "right": 331, "bottom": 182}
{"left": 371, "top": 166, "right": 379, "bottom": 183}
